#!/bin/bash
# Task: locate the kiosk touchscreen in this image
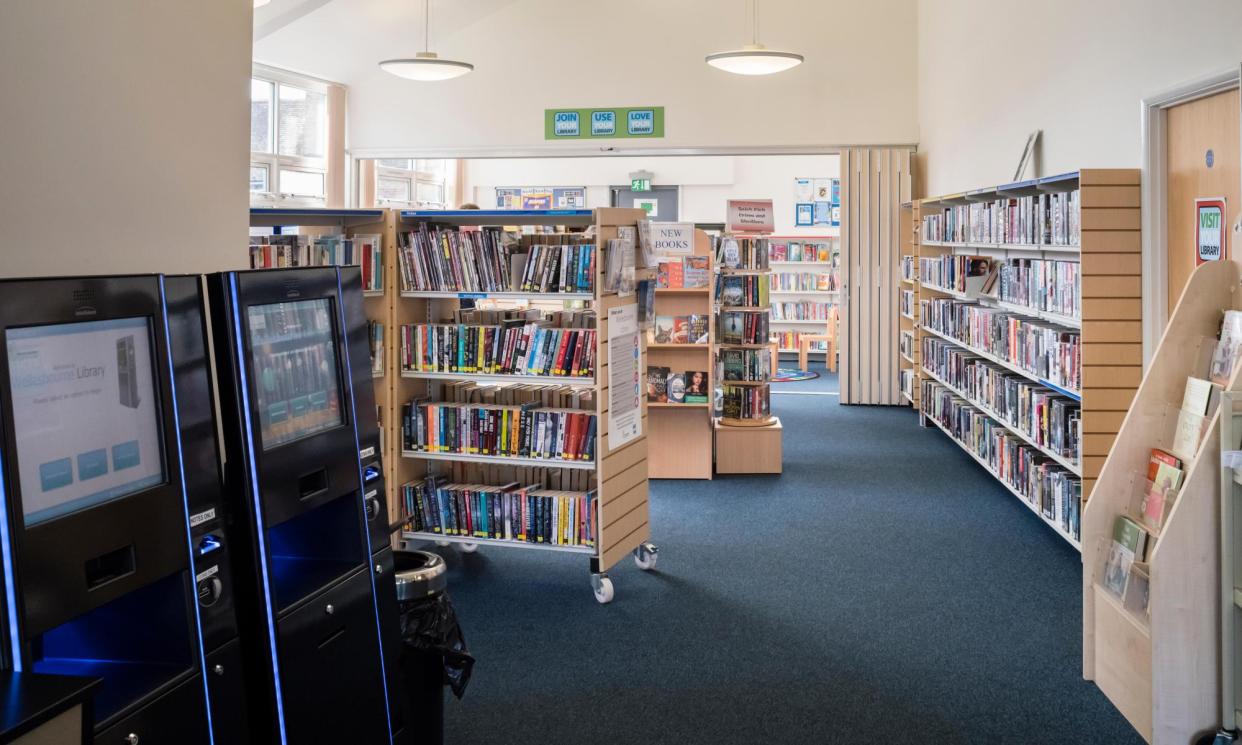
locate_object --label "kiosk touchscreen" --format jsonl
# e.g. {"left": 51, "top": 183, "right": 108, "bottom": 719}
{"left": 0, "top": 275, "right": 211, "bottom": 741}
{"left": 208, "top": 268, "right": 391, "bottom": 745}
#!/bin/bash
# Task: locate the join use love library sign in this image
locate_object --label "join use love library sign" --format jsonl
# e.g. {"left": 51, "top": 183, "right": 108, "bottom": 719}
{"left": 545, "top": 107, "right": 665, "bottom": 139}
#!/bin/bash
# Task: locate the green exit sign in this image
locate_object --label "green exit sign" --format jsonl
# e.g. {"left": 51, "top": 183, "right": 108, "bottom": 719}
{"left": 631, "top": 178, "right": 652, "bottom": 192}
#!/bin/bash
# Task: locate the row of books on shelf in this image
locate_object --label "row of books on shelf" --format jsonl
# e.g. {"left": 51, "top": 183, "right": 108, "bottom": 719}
{"left": 248, "top": 233, "right": 384, "bottom": 292}
{"left": 401, "top": 476, "right": 596, "bottom": 547}
{"left": 922, "top": 336, "right": 1080, "bottom": 464}
{"left": 721, "top": 384, "right": 771, "bottom": 421}
{"left": 996, "top": 258, "right": 1080, "bottom": 319}
{"left": 901, "top": 255, "right": 915, "bottom": 282}
{"left": 919, "top": 255, "right": 993, "bottom": 294}
{"left": 922, "top": 380, "right": 1081, "bottom": 541}
{"left": 718, "top": 274, "right": 770, "bottom": 307}
{"left": 900, "top": 289, "right": 915, "bottom": 318}
{"left": 715, "top": 236, "right": 770, "bottom": 270}
{"left": 921, "top": 190, "right": 1080, "bottom": 246}
{"left": 368, "top": 320, "right": 384, "bottom": 375}
{"left": 771, "top": 272, "right": 836, "bottom": 292}
{"left": 719, "top": 310, "right": 770, "bottom": 345}
{"left": 645, "top": 368, "right": 710, "bottom": 403}
{"left": 719, "top": 347, "right": 772, "bottom": 383}
{"left": 771, "top": 302, "right": 832, "bottom": 322}
{"left": 920, "top": 298, "right": 1081, "bottom": 392}
{"left": 770, "top": 239, "right": 835, "bottom": 263}
{"left": 399, "top": 310, "right": 597, "bottom": 379}
{"left": 899, "top": 330, "right": 915, "bottom": 360}
{"left": 656, "top": 256, "right": 710, "bottom": 289}
{"left": 900, "top": 369, "right": 915, "bottom": 399}
{"left": 401, "top": 382, "right": 597, "bottom": 463}
{"left": 650, "top": 315, "right": 709, "bottom": 345}
{"left": 398, "top": 225, "right": 595, "bottom": 294}
{"left": 773, "top": 330, "right": 828, "bottom": 352}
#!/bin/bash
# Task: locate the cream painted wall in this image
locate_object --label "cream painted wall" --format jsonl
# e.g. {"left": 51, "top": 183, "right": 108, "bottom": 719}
{"left": 463, "top": 155, "right": 839, "bottom": 234}
{"left": 254, "top": 0, "right": 918, "bottom": 153}
{"left": 917, "top": 0, "right": 1242, "bottom": 196}
{"left": 0, "top": 0, "right": 253, "bottom": 276}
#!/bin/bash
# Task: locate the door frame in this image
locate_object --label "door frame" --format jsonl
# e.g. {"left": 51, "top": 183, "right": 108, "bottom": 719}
{"left": 608, "top": 184, "right": 680, "bottom": 220}
{"left": 1140, "top": 67, "right": 1240, "bottom": 366}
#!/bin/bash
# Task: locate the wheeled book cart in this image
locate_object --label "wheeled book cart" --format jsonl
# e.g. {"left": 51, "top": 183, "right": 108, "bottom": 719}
{"left": 389, "top": 208, "right": 657, "bottom": 604}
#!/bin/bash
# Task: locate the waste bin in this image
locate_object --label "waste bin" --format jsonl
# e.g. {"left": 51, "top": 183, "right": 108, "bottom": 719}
{"left": 395, "top": 550, "right": 474, "bottom": 745}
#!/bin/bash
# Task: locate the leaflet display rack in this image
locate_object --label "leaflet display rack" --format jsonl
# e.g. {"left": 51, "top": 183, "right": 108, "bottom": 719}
{"left": 390, "top": 208, "right": 656, "bottom": 604}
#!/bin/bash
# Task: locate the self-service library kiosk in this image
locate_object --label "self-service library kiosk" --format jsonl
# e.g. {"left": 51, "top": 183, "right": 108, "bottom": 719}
{"left": 208, "top": 267, "right": 397, "bottom": 745}
{"left": 0, "top": 274, "right": 231, "bottom": 742}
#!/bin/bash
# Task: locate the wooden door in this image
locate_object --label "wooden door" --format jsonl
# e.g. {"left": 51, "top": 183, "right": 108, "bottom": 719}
{"left": 1166, "top": 88, "right": 1241, "bottom": 313}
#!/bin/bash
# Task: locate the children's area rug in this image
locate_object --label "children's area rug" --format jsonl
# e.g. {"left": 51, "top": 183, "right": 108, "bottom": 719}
{"left": 771, "top": 368, "right": 820, "bottom": 383}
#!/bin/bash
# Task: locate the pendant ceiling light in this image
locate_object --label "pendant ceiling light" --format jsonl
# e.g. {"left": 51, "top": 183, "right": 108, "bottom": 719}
{"left": 706, "top": 0, "right": 803, "bottom": 76}
{"left": 254, "top": 0, "right": 271, "bottom": 8}
{"left": 379, "top": 0, "right": 473, "bottom": 81}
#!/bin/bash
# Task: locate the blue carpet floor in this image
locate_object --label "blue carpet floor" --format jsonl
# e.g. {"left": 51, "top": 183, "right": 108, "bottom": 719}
{"left": 432, "top": 372, "right": 1143, "bottom": 745}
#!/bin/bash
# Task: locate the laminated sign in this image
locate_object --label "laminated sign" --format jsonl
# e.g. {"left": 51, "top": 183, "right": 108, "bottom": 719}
{"left": 607, "top": 303, "right": 642, "bottom": 451}
{"left": 1196, "top": 197, "right": 1227, "bottom": 265}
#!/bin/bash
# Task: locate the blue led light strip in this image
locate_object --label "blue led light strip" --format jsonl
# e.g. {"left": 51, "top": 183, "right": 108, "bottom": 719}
{"left": 230, "top": 275, "right": 289, "bottom": 744}
{"left": 337, "top": 271, "right": 395, "bottom": 744}
{"left": 0, "top": 426, "right": 22, "bottom": 671}
{"left": 160, "top": 277, "right": 215, "bottom": 743}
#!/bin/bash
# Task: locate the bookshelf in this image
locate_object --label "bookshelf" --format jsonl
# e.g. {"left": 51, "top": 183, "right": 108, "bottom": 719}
{"left": 899, "top": 201, "right": 919, "bottom": 407}
{"left": 247, "top": 207, "right": 399, "bottom": 502}
{"left": 768, "top": 235, "right": 840, "bottom": 356}
{"left": 715, "top": 235, "right": 775, "bottom": 428}
{"left": 1081, "top": 260, "right": 1240, "bottom": 744}
{"left": 389, "top": 208, "right": 656, "bottom": 604}
{"left": 911, "top": 169, "right": 1141, "bottom": 547}
{"left": 647, "top": 230, "right": 714, "bottom": 479}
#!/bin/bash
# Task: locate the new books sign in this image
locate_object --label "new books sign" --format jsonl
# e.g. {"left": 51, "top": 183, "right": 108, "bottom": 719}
{"left": 546, "top": 107, "right": 664, "bottom": 140}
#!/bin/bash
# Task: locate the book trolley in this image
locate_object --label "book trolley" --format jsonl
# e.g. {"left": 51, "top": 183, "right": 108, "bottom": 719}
{"left": 1085, "top": 260, "right": 1238, "bottom": 744}
{"left": 647, "top": 229, "right": 715, "bottom": 479}
{"left": 390, "top": 208, "right": 657, "bottom": 604}
{"left": 908, "top": 170, "right": 1142, "bottom": 549}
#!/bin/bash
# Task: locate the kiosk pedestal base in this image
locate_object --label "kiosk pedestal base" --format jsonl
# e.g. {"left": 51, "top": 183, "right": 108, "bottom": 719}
{"left": 713, "top": 417, "right": 783, "bottom": 474}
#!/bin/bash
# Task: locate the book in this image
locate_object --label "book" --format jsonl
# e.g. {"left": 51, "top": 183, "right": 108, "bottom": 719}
{"left": 1141, "top": 450, "right": 1183, "bottom": 532}
{"left": 1172, "top": 376, "right": 1221, "bottom": 459}
{"left": 1210, "top": 310, "right": 1242, "bottom": 385}
{"left": 670, "top": 317, "right": 690, "bottom": 344}
{"left": 687, "top": 314, "right": 709, "bottom": 344}
{"left": 683, "top": 256, "right": 710, "bottom": 288}
{"left": 646, "top": 366, "right": 669, "bottom": 402}
{"left": 666, "top": 373, "right": 686, "bottom": 403}
{"left": 683, "top": 371, "right": 709, "bottom": 403}
{"left": 1103, "top": 515, "right": 1148, "bottom": 597}
{"left": 651, "top": 316, "right": 675, "bottom": 344}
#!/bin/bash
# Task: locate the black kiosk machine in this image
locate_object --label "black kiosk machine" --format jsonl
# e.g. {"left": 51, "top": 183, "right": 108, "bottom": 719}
{"left": 0, "top": 275, "right": 228, "bottom": 742}
{"left": 207, "top": 266, "right": 395, "bottom": 744}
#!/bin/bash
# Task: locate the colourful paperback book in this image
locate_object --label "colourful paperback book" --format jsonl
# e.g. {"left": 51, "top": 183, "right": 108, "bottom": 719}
{"left": 683, "top": 370, "right": 709, "bottom": 403}
{"left": 1103, "top": 515, "right": 1148, "bottom": 597}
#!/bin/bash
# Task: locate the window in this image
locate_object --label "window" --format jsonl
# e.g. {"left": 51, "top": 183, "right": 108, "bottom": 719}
{"left": 250, "top": 68, "right": 336, "bottom": 206}
{"left": 371, "top": 159, "right": 452, "bottom": 209}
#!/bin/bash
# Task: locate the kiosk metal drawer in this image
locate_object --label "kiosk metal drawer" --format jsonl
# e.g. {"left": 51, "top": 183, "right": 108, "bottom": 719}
{"left": 95, "top": 675, "right": 209, "bottom": 745}
{"left": 276, "top": 568, "right": 389, "bottom": 745}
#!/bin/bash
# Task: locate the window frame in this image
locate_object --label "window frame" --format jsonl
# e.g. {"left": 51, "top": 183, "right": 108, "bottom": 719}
{"left": 373, "top": 160, "right": 449, "bottom": 209}
{"left": 250, "top": 65, "right": 334, "bottom": 208}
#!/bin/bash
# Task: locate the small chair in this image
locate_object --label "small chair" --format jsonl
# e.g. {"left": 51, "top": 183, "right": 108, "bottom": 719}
{"left": 798, "top": 307, "right": 838, "bottom": 373}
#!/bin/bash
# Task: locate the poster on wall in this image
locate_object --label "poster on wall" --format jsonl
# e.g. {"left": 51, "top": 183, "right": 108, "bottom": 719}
{"left": 813, "top": 178, "right": 831, "bottom": 201}
{"left": 795, "top": 203, "right": 813, "bottom": 227}
{"left": 1196, "top": 197, "right": 1227, "bottom": 265}
{"left": 607, "top": 303, "right": 642, "bottom": 451}
{"left": 496, "top": 186, "right": 586, "bottom": 209}
{"left": 813, "top": 201, "right": 832, "bottom": 226}
{"left": 794, "top": 178, "right": 814, "bottom": 203}
{"left": 634, "top": 197, "right": 658, "bottom": 217}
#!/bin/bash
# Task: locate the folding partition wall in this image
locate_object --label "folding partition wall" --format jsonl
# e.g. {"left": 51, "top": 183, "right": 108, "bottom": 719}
{"left": 840, "top": 147, "right": 914, "bottom": 405}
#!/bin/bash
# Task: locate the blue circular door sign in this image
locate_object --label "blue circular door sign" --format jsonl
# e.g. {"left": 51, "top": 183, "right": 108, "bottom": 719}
{"left": 1207, "top": 149, "right": 1215, "bottom": 168}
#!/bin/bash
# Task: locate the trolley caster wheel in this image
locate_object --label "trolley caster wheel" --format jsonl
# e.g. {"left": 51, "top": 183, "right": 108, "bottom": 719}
{"left": 591, "top": 574, "right": 614, "bottom": 604}
{"left": 460, "top": 542, "right": 479, "bottom": 554}
{"left": 434, "top": 540, "right": 450, "bottom": 547}
{"left": 633, "top": 542, "right": 659, "bottom": 571}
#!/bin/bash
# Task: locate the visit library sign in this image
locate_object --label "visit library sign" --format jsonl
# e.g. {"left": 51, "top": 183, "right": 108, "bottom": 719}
{"left": 545, "top": 107, "right": 665, "bottom": 139}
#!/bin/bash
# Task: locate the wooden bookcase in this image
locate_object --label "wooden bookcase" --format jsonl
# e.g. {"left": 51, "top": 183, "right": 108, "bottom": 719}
{"left": 247, "top": 207, "right": 400, "bottom": 504}
{"left": 388, "top": 208, "right": 656, "bottom": 603}
{"left": 647, "top": 229, "right": 714, "bottom": 479}
{"left": 910, "top": 169, "right": 1141, "bottom": 546}
{"left": 768, "top": 234, "right": 840, "bottom": 357}
{"left": 899, "top": 201, "right": 920, "bottom": 407}
{"left": 1083, "top": 259, "right": 1238, "bottom": 744}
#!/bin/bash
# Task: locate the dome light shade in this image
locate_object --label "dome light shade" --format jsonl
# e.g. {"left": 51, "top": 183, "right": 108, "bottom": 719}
{"left": 381, "top": 0, "right": 473, "bottom": 82}
{"left": 254, "top": 0, "right": 271, "bottom": 7}
{"left": 380, "top": 53, "right": 474, "bottom": 81}
{"left": 705, "top": 44, "right": 803, "bottom": 75}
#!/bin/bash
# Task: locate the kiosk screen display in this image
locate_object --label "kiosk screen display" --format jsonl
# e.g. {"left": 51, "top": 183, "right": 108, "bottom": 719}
{"left": 246, "top": 299, "right": 343, "bottom": 450}
{"left": 6, "top": 317, "right": 166, "bottom": 526}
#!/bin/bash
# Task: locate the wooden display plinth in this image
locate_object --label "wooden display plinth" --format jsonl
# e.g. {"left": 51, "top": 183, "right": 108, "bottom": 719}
{"left": 713, "top": 417, "right": 783, "bottom": 474}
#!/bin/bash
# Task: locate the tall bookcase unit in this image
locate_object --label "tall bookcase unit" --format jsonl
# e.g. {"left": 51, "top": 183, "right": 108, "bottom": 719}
{"left": 769, "top": 235, "right": 840, "bottom": 357}
{"left": 390, "top": 208, "right": 656, "bottom": 604}
{"left": 911, "top": 169, "right": 1142, "bottom": 548}
{"left": 899, "top": 201, "right": 920, "bottom": 407}
{"left": 1084, "top": 260, "right": 1238, "bottom": 744}
{"left": 247, "top": 207, "right": 399, "bottom": 499}
{"left": 648, "top": 229, "right": 714, "bottom": 479}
